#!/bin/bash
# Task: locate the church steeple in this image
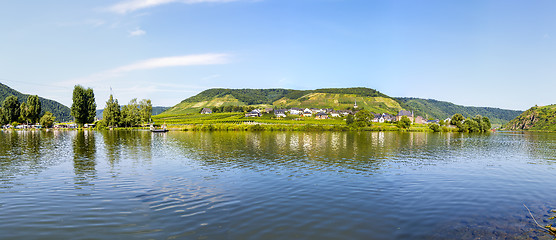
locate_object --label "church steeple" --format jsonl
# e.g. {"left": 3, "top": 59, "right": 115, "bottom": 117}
{"left": 354, "top": 99, "right": 358, "bottom": 109}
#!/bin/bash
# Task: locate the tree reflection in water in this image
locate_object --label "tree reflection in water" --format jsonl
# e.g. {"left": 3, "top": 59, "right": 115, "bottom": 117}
{"left": 72, "top": 130, "right": 96, "bottom": 187}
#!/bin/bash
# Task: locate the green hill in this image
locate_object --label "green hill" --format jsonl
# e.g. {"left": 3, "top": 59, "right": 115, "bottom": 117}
{"left": 162, "top": 87, "right": 522, "bottom": 125}
{"left": 503, "top": 105, "right": 556, "bottom": 131}
{"left": 0, "top": 82, "right": 71, "bottom": 121}
{"left": 163, "top": 88, "right": 403, "bottom": 115}
{"left": 396, "top": 98, "right": 522, "bottom": 125}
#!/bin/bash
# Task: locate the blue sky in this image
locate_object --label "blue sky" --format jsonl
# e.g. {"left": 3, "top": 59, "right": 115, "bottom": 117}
{"left": 1, "top": 0, "right": 556, "bottom": 110}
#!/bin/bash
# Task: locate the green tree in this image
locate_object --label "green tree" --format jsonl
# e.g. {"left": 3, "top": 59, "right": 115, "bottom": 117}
{"left": 39, "top": 111, "right": 56, "bottom": 128}
{"left": 482, "top": 116, "right": 491, "bottom": 131}
{"left": 19, "top": 101, "right": 29, "bottom": 123}
{"left": 103, "top": 94, "right": 121, "bottom": 128}
{"left": 463, "top": 118, "right": 480, "bottom": 132}
{"left": 0, "top": 108, "right": 6, "bottom": 125}
{"left": 450, "top": 113, "right": 464, "bottom": 125}
{"left": 354, "top": 110, "right": 372, "bottom": 127}
{"left": 71, "top": 85, "right": 96, "bottom": 126}
{"left": 139, "top": 99, "right": 152, "bottom": 123}
{"left": 397, "top": 116, "right": 411, "bottom": 129}
{"left": 120, "top": 98, "right": 139, "bottom": 127}
{"left": 2, "top": 96, "right": 20, "bottom": 123}
{"left": 346, "top": 114, "right": 354, "bottom": 125}
{"left": 27, "top": 95, "right": 41, "bottom": 123}
{"left": 450, "top": 113, "right": 465, "bottom": 130}
{"left": 429, "top": 123, "right": 440, "bottom": 132}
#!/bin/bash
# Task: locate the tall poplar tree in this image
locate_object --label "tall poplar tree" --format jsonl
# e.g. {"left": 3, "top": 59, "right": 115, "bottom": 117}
{"left": 20, "top": 101, "right": 29, "bottom": 123}
{"left": 103, "top": 94, "right": 120, "bottom": 127}
{"left": 71, "top": 85, "right": 96, "bottom": 126}
{"left": 27, "top": 95, "right": 41, "bottom": 124}
{"left": 2, "top": 96, "right": 20, "bottom": 123}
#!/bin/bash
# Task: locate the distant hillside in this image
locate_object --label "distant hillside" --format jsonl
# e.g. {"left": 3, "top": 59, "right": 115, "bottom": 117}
{"left": 396, "top": 98, "right": 522, "bottom": 125}
{"left": 503, "top": 105, "right": 556, "bottom": 131}
{"left": 163, "top": 88, "right": 402, "bottom": 115}
{"left": 162, "top": 87, "right": 522, "bottom": 125}
{"left": 0, "top": 82, "right": 71, "bottom": 121}
{"left": 96, "top": 106, "right": 169, "bottom": 119}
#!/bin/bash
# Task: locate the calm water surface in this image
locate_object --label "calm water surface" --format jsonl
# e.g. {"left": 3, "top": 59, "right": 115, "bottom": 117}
{"left": 0, "top": 130, "right": 555, "bottom": 239}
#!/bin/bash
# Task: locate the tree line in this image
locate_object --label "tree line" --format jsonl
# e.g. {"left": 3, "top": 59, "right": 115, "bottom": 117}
{"left": 344, "top": 110, "right": 492, "bottom": 133}
{"left": 0, "top": 95, "right": 56, "bottom": 127}
{"left": 100, "top": 95, "right": 152, "bottom": 128}
{"left": 69, "top": 85, "right": 152, "bottom": 128}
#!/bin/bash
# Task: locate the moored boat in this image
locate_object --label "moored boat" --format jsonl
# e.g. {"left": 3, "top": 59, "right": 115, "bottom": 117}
{"left": 150, "top": 123, "right": 168, "bottom": 132}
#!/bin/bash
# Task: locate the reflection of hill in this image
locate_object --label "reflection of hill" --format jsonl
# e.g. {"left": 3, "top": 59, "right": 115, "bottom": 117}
{"left": 166, "top": 132, "right": 464, "bottom": 174}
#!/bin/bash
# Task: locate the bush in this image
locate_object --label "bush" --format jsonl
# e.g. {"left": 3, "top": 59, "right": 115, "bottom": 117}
{"left": 429, "top": 123, "right": 440, "bottom": 132}
{"left": 397, "top": 116, "right": 411, "bottom": 129}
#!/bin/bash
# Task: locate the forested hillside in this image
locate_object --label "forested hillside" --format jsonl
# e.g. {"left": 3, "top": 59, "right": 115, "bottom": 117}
{"left": 396, "top": 98, "right": 522, "bottom": 125}
{"left": 504, "top": 105, "right": 556, "bottom": 131}
{"left": 0, "top": 82, "right": 71, "bottom": 121}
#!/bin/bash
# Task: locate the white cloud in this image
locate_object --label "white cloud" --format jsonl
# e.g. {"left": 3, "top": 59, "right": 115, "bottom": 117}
{"left": 62, "top": 53, "right": 230, "bottom": 86}
{"left": 108, "top": 0, "right": 241, "bottom": 14}
{"left": 129, "top": 27, "right": 146, "bottom": 36}
{"left": 112, "top": 53, "right": 229, "bottom": 73}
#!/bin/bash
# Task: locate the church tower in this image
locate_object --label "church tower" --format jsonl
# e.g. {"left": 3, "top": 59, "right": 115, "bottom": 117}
{"left": 354, "top": 99, "right": 358, "bottom": 109}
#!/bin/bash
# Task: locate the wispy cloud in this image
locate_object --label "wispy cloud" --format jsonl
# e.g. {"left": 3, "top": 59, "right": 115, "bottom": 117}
{"left": 107, "top": 0, "right": 241, "bottom": 14}
{"left": 129, "top": 27, "right": 146, "bottom": 36}
{"left": 64, "top": 53, "right": 230, "bottom": 85}
{"left": 112, "top": 53, "right": 229, "bottom": 73}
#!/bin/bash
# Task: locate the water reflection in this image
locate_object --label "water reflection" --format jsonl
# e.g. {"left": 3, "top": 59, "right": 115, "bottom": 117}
{"left": 1, "top": 130, "right": 556, "bottom": 239}
{"left": 72, "top": 130, "right": 96, "bottom": 186}
{"left": 165, "top": 131, "right": 471, "bottom": 174}
{"left": 100, "top": 130, "right": 153, "bottom": 168}
{"left": 0, "top": 130, "right": 60, "bottom": 189}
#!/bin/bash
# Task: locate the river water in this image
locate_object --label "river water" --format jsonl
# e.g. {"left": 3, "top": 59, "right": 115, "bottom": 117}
{"left": 0, "top": 130, "right": 555, "bottom": 239}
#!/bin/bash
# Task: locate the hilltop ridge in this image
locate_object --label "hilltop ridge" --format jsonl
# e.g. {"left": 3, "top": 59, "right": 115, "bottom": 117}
{"left": 165, "top": 87, "right": 402, "bottom": 115}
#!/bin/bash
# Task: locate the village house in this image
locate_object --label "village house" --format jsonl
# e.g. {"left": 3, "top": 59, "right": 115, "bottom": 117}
{"left": 201, "top": 108, "right": 213, "bottom": 114}
{"left": 414, "top": 116, "right": 426, "bottom": 124}
{"left": 289, "top": 108, "right": 303, "bottom": 115}
{"left": 303, "top": 110, "right": 313, "bottom": 117}
{"left": 264, "top": 108, "right": 274, "bottom": 114}
{"left": 338, "top": 110, "right": 353, "bottom": 116}
{"left": 383, "top": 113, "right": 396, "bottom": 122}
{"left": 396, "top": 110, "right": 414, "bottom": 122}
{"left": 426, "top": 119, "right": 440, "bottom": 124}
{"left": 274, "top": 109, "right": 287, "bottom": 118}
{"left": 330, "top": 111, "right": 340, "bottom": 118}
{"left": 373, "top": 113, "right": 384, "bottom": 123}
{"left": 310, "top": 108, "right": 323, "bottom": 114}
{"left": 315, "top": 112, "right": 329, "bottom": 119}
{"left": 245, "top": 109, "right": 262, "bottom": 117}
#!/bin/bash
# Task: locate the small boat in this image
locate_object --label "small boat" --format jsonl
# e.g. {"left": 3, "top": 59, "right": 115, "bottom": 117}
{"left": 151, "top": 129, "right": 169, "bottom": 133}
{"left": 150, "top": 123, "right": 168, "bottom": 133}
